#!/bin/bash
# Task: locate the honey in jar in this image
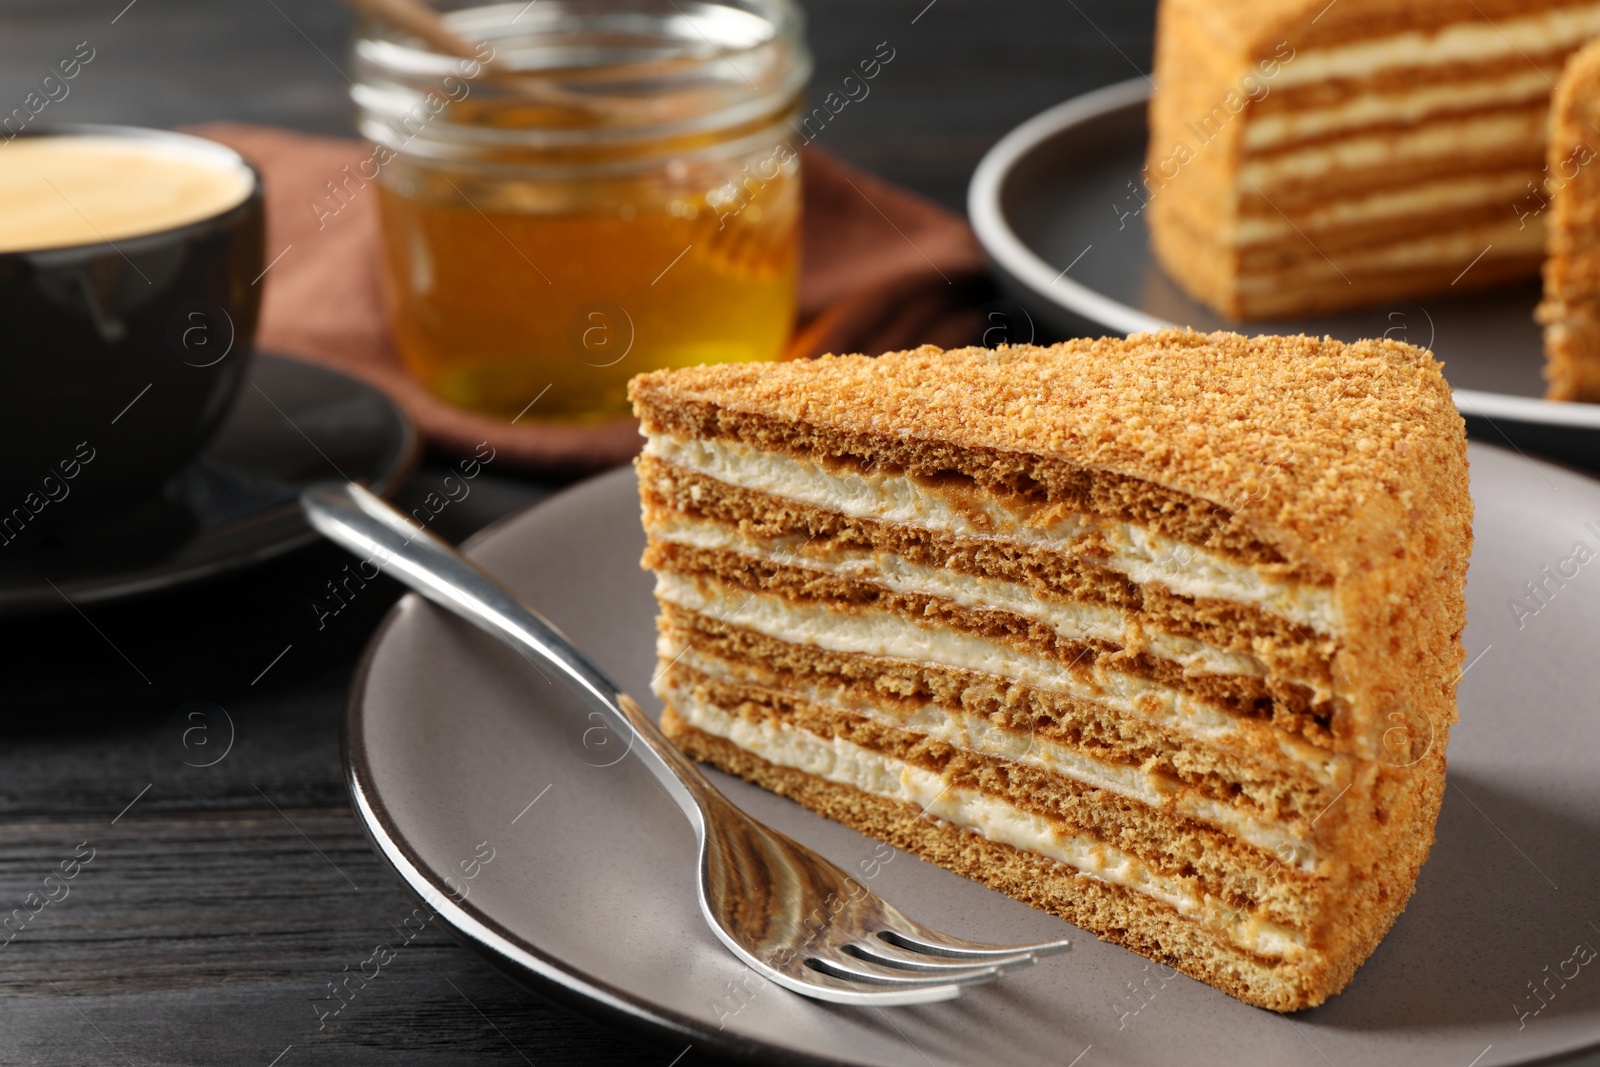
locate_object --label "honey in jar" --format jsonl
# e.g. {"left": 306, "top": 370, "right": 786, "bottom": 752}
{"left": 351, "top": 0, "right": 810, "bottom": 422}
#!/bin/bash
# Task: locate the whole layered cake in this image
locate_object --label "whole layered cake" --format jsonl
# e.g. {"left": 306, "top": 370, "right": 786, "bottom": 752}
{"left": 630, "top": 330, "right": 1472, "bottom": 1010}
{"left": 1147, "top": 0, "right": 1600, "bottom": 319}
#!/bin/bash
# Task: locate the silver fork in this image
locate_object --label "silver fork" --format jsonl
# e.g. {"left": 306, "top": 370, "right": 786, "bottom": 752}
{"left": 302, "top": 482, "right": 1070, "bottom": 1005}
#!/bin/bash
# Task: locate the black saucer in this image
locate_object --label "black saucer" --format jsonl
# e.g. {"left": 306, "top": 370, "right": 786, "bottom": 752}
{"left": 0, "top": 352, "right": 418, "bottom": 616}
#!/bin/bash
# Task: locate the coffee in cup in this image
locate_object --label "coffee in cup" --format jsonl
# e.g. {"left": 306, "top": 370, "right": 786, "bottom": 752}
{"left": 0, "top": 125, "right": 264, "bottom": 544}
{"left": 0, "top": 135, "right": 255, "bottom": 253}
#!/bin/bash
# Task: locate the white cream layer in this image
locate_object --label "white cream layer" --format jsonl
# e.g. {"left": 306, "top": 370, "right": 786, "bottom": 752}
{"left": 668, "top": 688, "right": 1309, "bottom": 959}
{"left": 1274, "top": 5, "right": 1600, "bottom": 88}
{"left": 1233, "top": 171, "right": 1534, "bottom": 246}
{"left": 656, "top": 571, "right": 1344, "bottom": 782}
{"left": 644, "top": 436, "right": 1340, "bottom": 636}
{"left": 649, "top": 513, "right": 1297, "bottom": 682}
{"left": 1245, "top": 70, "right": 1555, "bottom": 149}
{"left": 674, "top": 645, "right": 1321, "bottom": 867}
{"left": 1236, "top": 216, "right": 1544, "bottom": 288}
{"left": 1242, "top": 109, "right": 1546, "bottom": 188}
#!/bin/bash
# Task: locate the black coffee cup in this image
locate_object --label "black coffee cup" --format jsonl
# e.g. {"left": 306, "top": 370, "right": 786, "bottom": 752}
{"left": 0, "top": 124, "right": 264, "bottom": 544}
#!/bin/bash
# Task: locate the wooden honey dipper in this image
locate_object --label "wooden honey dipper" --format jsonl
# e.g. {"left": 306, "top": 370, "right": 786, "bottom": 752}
{"left": 340, "top": 0, "right": 727, "bottom": 125}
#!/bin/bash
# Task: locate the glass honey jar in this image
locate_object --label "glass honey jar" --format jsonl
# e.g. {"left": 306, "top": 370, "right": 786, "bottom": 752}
{"left": 351, "top": 0, "right": 810, "bottom": 421}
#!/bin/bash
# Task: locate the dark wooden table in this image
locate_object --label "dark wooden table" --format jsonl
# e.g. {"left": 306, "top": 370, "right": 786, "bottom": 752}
{"left": 0, "top": 2, "right": 1164, "bottom": 1063}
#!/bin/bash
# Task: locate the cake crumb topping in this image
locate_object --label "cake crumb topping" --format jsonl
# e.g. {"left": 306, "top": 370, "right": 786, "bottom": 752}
{"left": 630, "top": 329, "right": 1466, "bottom": 570}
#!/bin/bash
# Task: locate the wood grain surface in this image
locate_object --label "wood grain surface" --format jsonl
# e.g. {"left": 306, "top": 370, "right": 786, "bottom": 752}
{"left": 0, "top": 2, "right": 1158, "bottom": 1064}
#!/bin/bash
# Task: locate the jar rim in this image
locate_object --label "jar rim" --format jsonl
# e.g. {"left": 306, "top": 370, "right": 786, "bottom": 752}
{"left": 363, "top": 0, "right": 805, "bottom": 74}
{"left": 351, "top": 0, "right": 811, "bottom": 160}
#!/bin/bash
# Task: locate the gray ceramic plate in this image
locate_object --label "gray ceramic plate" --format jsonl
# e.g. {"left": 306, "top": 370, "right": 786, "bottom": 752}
{"left": 346, "top": 446, "right": 1600, "bottom": 1067}
{"left": 968, "top": 80, "right": 1600, "bottom": 469}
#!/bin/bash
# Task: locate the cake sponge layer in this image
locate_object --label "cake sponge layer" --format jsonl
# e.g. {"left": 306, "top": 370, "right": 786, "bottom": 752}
{"left": 663, "top": 706, "right": 1444, "bottom": 1011}
{"left": 649, "top": 542, "right": 1338, "bottom": 743}
{"left": 659, "top": 603, "right": 1349, "bottom": 824}
{"left": 639, "top": 451, "right": 1342, "bottom": 666}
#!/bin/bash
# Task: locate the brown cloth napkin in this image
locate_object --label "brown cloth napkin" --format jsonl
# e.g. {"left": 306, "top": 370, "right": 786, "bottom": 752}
{"left": 194, "top": 123, "right": 989, "bottom": 475}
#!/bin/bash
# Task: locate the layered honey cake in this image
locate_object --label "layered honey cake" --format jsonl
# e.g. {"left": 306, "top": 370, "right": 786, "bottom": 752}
{"left": 630, "top": 330, "right": 1472, "bottom": 1010}
{"left": 1147, "top": 0, "right": 1600, "bottom": 319}
{"left": 1539, "top": 36, "right": 1600, "bottom": 402}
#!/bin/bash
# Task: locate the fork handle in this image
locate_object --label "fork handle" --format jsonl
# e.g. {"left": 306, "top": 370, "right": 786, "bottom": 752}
{"left": 300, "top": 481, "right": 719, "bottom": 832}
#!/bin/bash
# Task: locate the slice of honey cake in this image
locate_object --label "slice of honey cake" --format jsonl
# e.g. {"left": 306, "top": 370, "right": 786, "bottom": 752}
{"left": 629, "top": 330, "right": 1471, "bottom": 1011}
{"left": 1147, "top": 0, "right": 1600, "bottom": 319}
{"left": 1539, "top": 36, "right": 1600, "bottom": 402}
